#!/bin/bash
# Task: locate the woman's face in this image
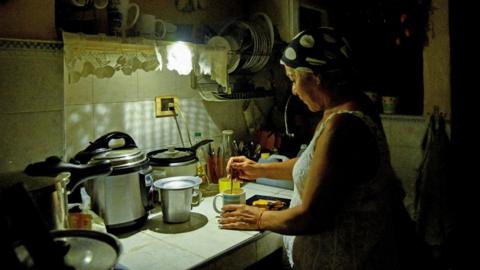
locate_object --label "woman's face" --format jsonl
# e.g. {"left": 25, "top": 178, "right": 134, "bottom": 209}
{"left": 284, "top": 66, "right": 323, "bottom": 112}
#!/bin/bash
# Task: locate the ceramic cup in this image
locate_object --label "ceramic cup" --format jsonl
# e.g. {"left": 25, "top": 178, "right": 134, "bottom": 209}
{"left": 213, "top": 188, "right": 246, "bottom": 213}
{"left": 135, "top": 14, "right": 167, "bottom": 39}
{"left": 107, "top": 0, "right": 140, "bottom": 37}
{"left": 382, "top": 96, "right": 399, "bottom": 114}
{"left": 94, "top": 0, "right": 109, "bottom": 9}
{"left": 67, "top": 0, "right": 108, "bottom": 9}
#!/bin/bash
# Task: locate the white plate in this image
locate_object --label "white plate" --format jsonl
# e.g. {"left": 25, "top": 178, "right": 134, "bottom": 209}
{"left": 224, "top": 35, "right": 241, "bottom": 73}
{"left": 207, "top": 35, "right": 240, "bottom": 73}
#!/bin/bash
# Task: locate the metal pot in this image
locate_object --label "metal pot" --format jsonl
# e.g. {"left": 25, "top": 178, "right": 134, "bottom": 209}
{"left": 73, "top": 131, "right": 153, "bottom": 233}
{"left": 153, "top": 176, "right": 202, "bottom": 223}
{"left": 147, "top": 139, "right": 213, "bottom": 178}
{"left": 0, "top": 156, "right": 112, "bottom": 230}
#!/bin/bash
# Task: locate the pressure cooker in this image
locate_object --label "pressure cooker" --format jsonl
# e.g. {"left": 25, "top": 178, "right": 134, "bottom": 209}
{"left": 73, "top": 131, "right": 153, "bottom": 233}
{"left": 0, "top": 156, "right": 112, "bottom": 231}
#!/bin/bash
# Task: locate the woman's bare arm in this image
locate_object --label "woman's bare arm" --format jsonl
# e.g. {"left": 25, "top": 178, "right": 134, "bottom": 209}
{"left": 227, "top": 156, "right": 297, "bottom": 181}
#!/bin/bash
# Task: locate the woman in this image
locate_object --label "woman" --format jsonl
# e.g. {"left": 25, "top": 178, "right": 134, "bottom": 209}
{"left": 220, "top": 27, "right": 430, "bottom": 269}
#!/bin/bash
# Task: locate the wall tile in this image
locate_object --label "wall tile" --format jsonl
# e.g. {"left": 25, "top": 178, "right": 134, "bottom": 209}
{"left": 0, "top": 111, "right": 63, "bottom": 172}
{"left": 175, "top": 73, "right": 198, "bottom": 97}
{"left": 65, "top": 75, "right": 94, "bottom": 105}
{"left": 92, "top": 102, "right": 145, "bottom": 146}
{"left": 65, "top": 104, "right": 94, "bottom": 160}
{"left": 0, "top": 54, "right": 63, "bottom": 113}
{"left": 138, "top": 68, "right": 177, "bottom": 99}
{"left": 382, "top": 117, "right": 427, "bottom": 148}
{"left": 93, "top": 71, "right": 138, "bottom": 103}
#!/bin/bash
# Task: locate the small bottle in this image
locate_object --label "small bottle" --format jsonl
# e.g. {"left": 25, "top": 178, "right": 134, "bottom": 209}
{"left": 193, "top": 131, "right": 211, "bottom": 187}
{"left": 222, "top": 130, "right": 234, "bottom": 158}
{"left": 193, "top": 131, "right": 208, "bottom": 165}
{"left": 221, "top": 130, "right": 234, "bottom": 176}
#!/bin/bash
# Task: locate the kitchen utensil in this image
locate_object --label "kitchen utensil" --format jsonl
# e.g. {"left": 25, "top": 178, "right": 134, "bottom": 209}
{"left": 50, "top": 229, "right": 122, "bottom": 270}
{"left": 107, "top": 0, "right": 140, "bottom": 37}
{"left": 0, "top": 156, "right": 112, "bottom": 230}
{"left": 147, "top": 139, "right": 213, "bottom": 177}
{"left": 0, "top": 183, "right": 75, "bottom": 269}
{"left": 212, "top": 188, "right": 245, "bottom": 213}
{"left": 153, "top": 176, "right": 202, "bottom": 223}
{"left": 135, "top": 14, "right": 167, "bottom": 39}
{"left": 73, "top": 131, "right": 153, "bottom": 233}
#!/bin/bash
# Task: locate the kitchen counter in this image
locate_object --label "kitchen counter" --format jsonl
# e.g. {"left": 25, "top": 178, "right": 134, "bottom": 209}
{"left": 117, "top": 183, "right": 293, "bottom": 270}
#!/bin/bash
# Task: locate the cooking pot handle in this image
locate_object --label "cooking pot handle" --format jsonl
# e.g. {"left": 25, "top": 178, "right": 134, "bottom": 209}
{"left": 91, "top": 131, "right": 137, "bottom": 149}
{"left": 66, "top": 161, "right": 113, "bottom": 193}
{"left": 190, "top": 139, "right": 213, "bottom": 151}
{"left": 25, "top": 156, "right": 113, "bottom": 193}
{"left": 73, "top": 131, "right": 138, "bottom": 163}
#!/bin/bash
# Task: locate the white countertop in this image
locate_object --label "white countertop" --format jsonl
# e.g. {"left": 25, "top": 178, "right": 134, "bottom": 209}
{"left": 117, "top": 183, "right": 293, "bottom": 270}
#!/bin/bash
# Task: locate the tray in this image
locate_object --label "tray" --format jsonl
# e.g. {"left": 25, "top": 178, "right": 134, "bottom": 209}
{"left": 246, "top": 195, "right": 290, "bottom": 210}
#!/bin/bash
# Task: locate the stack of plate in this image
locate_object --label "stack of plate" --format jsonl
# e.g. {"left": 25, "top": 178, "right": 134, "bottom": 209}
{"left": 214, "top": 12, "right": 275, "bottom": 74}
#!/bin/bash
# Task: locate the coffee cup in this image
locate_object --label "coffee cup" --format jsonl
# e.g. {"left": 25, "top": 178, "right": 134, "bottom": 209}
{"left": 107, "top": 0, "right": 140, "bottom": 37}
{"left": 213, "top": 188, "right": 246, "bottom": 213}
{"left": 135, "top": 14, "right": 167, "bottom": 39}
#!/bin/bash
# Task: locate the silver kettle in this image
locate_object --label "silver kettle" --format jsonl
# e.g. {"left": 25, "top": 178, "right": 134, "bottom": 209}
{"left": 73, "top": 131, "right": 153, "bottom": 233}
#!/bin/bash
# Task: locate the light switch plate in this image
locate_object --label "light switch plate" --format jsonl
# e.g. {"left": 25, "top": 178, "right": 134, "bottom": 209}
{"left": 155, "top": 96, "right": 179, "bottom": 117}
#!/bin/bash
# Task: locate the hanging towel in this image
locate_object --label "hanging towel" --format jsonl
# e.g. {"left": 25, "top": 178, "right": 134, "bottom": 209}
{"left": 414, "top": 114, "right": 455, "bottom": 247}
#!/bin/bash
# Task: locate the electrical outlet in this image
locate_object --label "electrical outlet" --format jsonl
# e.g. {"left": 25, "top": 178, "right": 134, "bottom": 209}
{"left": 155, "top": 96, "right": 179, "bottom": 117}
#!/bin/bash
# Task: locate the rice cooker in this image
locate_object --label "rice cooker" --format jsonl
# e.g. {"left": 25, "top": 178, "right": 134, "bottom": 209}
{"left": 147, "top": 139, "right": 212, "bottom": 179}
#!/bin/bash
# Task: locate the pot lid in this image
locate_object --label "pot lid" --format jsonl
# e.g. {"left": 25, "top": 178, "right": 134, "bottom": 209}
{"left": 148, "top": 140, "right": 213, "bottom": 166}
{"left": 50, "top": 229, "right": 122, "bottom": 270}
{"left": 148, "top": 147, "right": 197, "bottom": 166}
{"left": 153, "top": 176, "right": 202, "bottom": 190}
{"left": 90, "top": 148, "right": 147, "bottom": 169}
{"left": 153, "top": 148, "right": 191, "bottom": 159}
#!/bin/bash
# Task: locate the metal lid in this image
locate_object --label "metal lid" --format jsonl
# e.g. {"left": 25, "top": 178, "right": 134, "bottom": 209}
{"left": 153, "top": 176, "right": 202, "bottom": 190}
{"left": 152, "top": 148, "right": 192, "bottom": 159}
{"left": 90, "top": 148, "right": 147, "bottom": 170}
{"left": 50, "top": 229, "right": 122, "bottom": 270}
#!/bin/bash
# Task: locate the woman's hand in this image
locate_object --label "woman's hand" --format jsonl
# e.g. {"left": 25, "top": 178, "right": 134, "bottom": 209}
{"left": 226, "top": 156, "right": 261, "bottom": 180}
{"left": 218, "top": 204, "right": 266, "bottom": 230}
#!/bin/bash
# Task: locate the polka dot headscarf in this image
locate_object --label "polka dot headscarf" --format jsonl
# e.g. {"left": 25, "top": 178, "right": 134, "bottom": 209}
{"left": 280, "top": 27, "right": 352, "bottom": 74}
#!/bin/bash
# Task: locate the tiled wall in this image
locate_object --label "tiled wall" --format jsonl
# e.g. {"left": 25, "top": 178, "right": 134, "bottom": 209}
{"left": 63, "top": 56, "right": 274, "bottom": 160}
{"left": 1, "top": 39, "right": 449, "bottom": 214}
{"left": 0, "top": 40, "right": 64, "bottom": 172}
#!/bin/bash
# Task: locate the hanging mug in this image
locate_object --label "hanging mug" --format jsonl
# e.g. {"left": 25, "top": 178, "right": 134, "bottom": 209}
{"left": 107, "top": 0, "right": 140, "bottom": 38}
{"left": 135, "top": 14, "right": 167, "bottom": 39}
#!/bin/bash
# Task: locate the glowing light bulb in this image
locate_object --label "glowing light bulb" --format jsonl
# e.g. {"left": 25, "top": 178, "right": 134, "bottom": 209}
{"left": 167, "top": 42, "right": 192, "bottom": 75}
